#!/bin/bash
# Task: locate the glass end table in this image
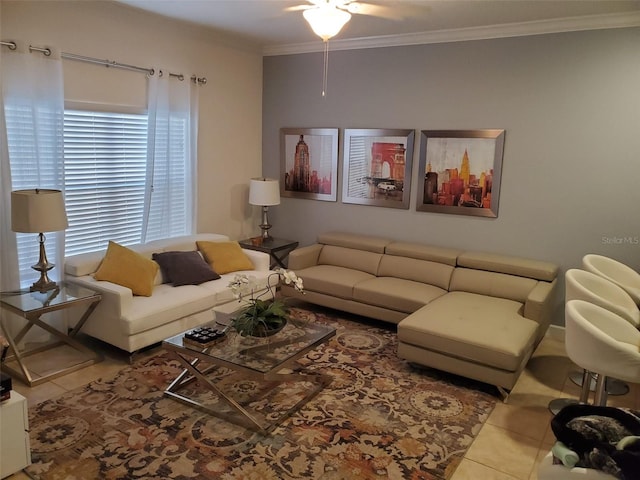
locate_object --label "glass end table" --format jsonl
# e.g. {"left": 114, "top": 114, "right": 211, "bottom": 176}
{"left": 0, "top": 282, "right": 102, "bottom": 386}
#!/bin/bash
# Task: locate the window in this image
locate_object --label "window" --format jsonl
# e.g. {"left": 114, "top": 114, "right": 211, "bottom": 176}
{"left": 6, "top": 103, "right": 192, "bottom": 286}
{"left": 63, "top": 109, "right": 149, "bottom": 255}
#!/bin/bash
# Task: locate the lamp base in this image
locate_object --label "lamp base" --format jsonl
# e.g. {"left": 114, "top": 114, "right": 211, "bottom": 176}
{"left": 30, "top": 277, "right": 58, "bottom": 292}
{"left": 30, "top": 232, "right": 58, "bottom": 292}
{"left": 259, "top": 205, "right": 273, "bottom": 240}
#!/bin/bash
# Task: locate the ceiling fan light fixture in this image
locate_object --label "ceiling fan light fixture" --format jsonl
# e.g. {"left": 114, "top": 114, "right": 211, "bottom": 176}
{"left": 303, "top": 6, "right": 352, "bottom": 41}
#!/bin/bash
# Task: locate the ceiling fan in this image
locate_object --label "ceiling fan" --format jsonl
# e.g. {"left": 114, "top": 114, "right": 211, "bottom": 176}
{"left": 285, "top": 1, "right": 402, "bottom": 96}
{"left": 286, "top": 1, "right": 402, "bottom": 39}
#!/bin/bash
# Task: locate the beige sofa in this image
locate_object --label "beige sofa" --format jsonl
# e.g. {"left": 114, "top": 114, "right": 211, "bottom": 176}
{"left": 281, "top": 232, "right": 558, "bottom": 392}
{"left": 64, "top": 233, "right": 276, "bottom": 354}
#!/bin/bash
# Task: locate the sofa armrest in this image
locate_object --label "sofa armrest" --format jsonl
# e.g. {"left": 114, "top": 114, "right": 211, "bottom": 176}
{"left": 65, "top": 275, "right": 133, "bottom": 318}
{"left": 524, "top": 278, "right": 558, "bottom": 338}
{"left": 242, "top": 249, "right": 270, "bottom": 271}
{"left": 288, "top": 244, "right": 323, "bottom": 270}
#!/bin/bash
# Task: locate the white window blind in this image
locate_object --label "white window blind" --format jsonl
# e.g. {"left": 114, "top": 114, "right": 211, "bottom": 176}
{"left": 347, "top": 136, "right": 368, "bottom": 198}
{"left": 63, "top": 109, "right": 148, "bottom": 255}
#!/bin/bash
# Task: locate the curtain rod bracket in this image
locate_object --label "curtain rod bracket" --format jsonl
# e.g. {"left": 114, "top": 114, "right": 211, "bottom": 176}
{"left": 29, "top": 45, "right": 52, "bottom": 56}
{"left": 191, "top": 75, "right": 207, "bottom": 85}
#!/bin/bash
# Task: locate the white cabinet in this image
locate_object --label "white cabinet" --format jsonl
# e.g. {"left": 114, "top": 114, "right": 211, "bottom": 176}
{"left": 0, "top": 391, "right": 31, "bottom": 478}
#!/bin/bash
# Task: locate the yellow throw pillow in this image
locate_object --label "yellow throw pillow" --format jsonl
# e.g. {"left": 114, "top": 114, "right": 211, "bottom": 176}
{"left": 94, "top": 241, "right": 159, "bottom": 297}
{"left": 197, "top": 241, "right": 254, "bottom": 275}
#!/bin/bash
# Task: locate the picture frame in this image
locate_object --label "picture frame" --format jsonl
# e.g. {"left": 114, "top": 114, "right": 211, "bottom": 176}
{"left": 416, "top": 129, "right": 505, "bottom": 218}
{"left": 280, "top": 127, "right": 339, "bottom": 202}
{"left": 342, "top": 128, "right": 415, "bottom": 209}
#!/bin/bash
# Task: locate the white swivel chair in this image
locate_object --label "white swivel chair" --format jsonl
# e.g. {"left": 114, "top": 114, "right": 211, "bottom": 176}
{"left": 566, "top": 269, "right": 640, "bottom": 328}
{"left": 548, "top": 269, "right": 640, "bottom": 414}
{"left": 539, "top": 300, "right": 640, "bottom": 480}
{"left": 583, "top": 254, "right": 640, "bottom": 306}
{"left": 564, "top": 299, "right": 640, "bottom": 407}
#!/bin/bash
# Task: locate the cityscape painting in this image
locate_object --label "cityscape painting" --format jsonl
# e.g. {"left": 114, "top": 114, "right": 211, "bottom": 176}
{"left": 342, "top": 128, "right": 415, "bottom": 209}
{"left": 280, "top": 127, "right": 338, "bottom": 202}
{"left": 416, "top": 130, "right": 505, "bottom": 218}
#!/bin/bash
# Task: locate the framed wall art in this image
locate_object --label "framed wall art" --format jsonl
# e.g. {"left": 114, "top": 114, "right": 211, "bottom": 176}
{"left": 416, "top": 129, "right": 505, "bottom": 218}
{"left": 280, "top": 127, "right": 339, "bottom": 202}
{"left": 342, "top": 128, "right": 415, "bottom": 209}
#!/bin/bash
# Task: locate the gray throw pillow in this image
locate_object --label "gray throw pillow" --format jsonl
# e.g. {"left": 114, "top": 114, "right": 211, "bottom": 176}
{"left": 152, "top": 251, "right": 220, "bottom": 286}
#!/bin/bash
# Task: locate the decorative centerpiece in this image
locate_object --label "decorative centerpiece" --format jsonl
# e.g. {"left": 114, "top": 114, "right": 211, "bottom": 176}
{"left": 228, "top": 268, "right": 304, "bottom": 337}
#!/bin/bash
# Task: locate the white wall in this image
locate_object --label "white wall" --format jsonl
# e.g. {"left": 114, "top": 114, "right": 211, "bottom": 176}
{"left": 263, "top": 28, "right": 640, "bottom": 325}
{"left": 1, "top": 0, "right": 264, "bottom": 239}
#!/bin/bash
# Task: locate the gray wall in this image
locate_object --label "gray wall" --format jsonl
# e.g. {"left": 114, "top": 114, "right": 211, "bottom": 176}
{"left": 262, "top": 28, "right": 640, "bottom": 325}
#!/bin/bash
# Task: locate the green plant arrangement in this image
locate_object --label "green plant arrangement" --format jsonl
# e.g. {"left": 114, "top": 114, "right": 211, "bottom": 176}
{"left": 227, "top": 268, "right": 304, "bottom": 337}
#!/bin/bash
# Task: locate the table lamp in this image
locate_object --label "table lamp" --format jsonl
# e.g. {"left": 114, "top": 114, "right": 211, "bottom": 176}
{"left": 11, "top": 189, "right": 69, "bottom": 292}
{"left": 249, "top": 178, "right": 280, "bottom": 240}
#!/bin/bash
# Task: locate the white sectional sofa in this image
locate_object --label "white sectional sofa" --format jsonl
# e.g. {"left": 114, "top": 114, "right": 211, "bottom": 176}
{"left": 281, "top": 231, "right": 558, "bottom": 393}
{"left": 64, "top": 233, "right": 276, "bottom": 354}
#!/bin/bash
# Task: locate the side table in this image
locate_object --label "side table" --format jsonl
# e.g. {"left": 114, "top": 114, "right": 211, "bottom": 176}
{"left": 0, "top": 283, "right": 102, "bottom": 386}
{"left": 239, "top": 237, "right": 299, "bottom": 269}
{"left": 0, "top": 391, "right": 31, "bottom": 478}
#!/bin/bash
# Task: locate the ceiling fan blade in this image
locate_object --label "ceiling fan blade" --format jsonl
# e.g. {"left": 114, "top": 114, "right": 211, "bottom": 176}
{"left": 284, "top": 5, "right": 314, "bottom": 12}
{"left": 346, "top": 3, "right": 406, "bottom": 21}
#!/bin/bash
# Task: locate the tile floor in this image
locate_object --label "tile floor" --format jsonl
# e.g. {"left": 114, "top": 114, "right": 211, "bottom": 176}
{"left": 4, "top": 326, "right": 639, "bottom": 480}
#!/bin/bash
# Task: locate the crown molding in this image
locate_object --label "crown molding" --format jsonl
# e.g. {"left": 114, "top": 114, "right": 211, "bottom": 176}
{"left": 263, "top": 11, "right": 640, "bottom": 56}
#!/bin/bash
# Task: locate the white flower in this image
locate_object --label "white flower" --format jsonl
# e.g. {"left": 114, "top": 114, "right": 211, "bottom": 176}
{"left": 227, "top": 269, "right": 304, "bottom": 305}
{"left": 274, "top": 269, "right": 304, "bottom": 293}
{"left": 228, "top": 274, "right": 258, "bottom": 300}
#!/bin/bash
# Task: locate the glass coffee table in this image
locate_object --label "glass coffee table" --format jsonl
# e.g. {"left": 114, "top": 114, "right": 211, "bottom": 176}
{"left": 163, "top": 312, "right": 336, "bottom": 433}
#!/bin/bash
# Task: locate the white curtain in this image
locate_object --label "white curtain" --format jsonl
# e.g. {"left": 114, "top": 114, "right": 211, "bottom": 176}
{"left": 142, "top": 72, "right": 198, "bottom": 242}
{"left": 0, "top": 46, "right": 65, "bottom": 292}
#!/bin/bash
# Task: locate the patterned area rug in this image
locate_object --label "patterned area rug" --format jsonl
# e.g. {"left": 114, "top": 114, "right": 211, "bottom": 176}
{"left": 26, "top": 306, "right": 497, "bottom": 479}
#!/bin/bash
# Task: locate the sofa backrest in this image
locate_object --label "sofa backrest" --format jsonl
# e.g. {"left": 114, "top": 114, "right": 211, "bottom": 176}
{"left": 450, "top": 268, "right": 539, "bottom": 303}
{"left": 378, "top": 255, "right": 454, "bottom": 290}
{"left": 64, "top": 233, "right": 229, "bottom": 277}
{"left": 385, "top": 242, "right": 461, "bottom": 266}
{"left": 456, "top": 251, "right": 558, "bottom": 282}
{"left": 318, "top": 245, "right": 383, "bottom": 276}
{"left": 450, "top": 251, "right": 558, "bottom": 302}
{"left": 318, "top": 231, "right": 390, "bottom": 253}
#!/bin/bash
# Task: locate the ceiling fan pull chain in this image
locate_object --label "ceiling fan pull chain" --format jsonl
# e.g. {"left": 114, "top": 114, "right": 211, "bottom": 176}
{"left": 322, "top": 39, "right": 329, "bottom": 97}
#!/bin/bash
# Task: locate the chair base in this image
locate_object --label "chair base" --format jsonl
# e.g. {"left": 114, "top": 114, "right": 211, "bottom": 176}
{"left": 568, "top": 370, "right": 629, "bottom": 396}
{"left": 548, "top": 397, "right": 580, "bottom": 416}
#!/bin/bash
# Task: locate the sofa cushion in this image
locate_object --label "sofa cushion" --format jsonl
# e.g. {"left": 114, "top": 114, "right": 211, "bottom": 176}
{"left": 93, "top": 241, "right": 159, "bottom": 297}
{"left": 398, "top": 291, "right": 539, "bottom": 372}
{"left": 120, "top": 284, "right": 217, "bottom": 335}
{"left": 152, "top": 251, "right": 220, "bottom": 286}
{"left": 318, "top": 245, "right": 383, "bottom": 275}
{"left": 197, "top": 241, "right": 254, "bottom": 274}
{"left": 378, "top": 255, "right": 454, "bottom": 290}
{"left": 450, "top": 268, "right": 538, "bottom": 303}
{"left": 296, "top": 265, "right": 375, "bottom": 300}
{"left": 353, "top": 277, "right": 447, "bottom": 313}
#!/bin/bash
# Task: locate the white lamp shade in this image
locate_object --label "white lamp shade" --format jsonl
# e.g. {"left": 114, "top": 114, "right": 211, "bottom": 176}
{"left": 249, "top": 178, "right": 280, "bottom": 206}
{"left": 303, "top": 6, "right": 351, "bottom": 41}
{"left": 11, "top": 189, "right": 69, "bottom": 233}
